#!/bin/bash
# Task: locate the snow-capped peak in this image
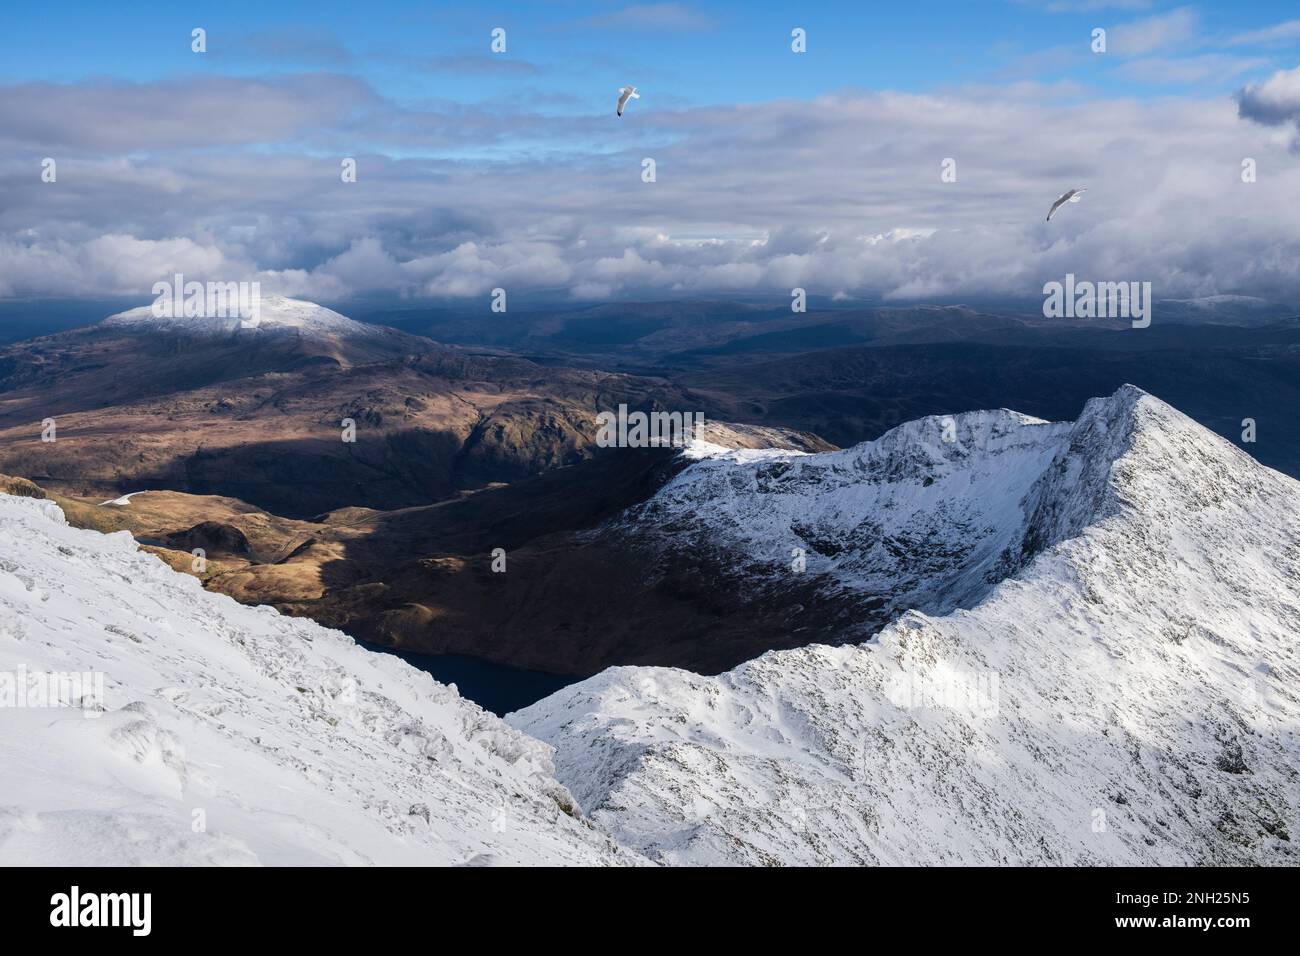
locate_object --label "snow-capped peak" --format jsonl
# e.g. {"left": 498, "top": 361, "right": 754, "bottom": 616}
{"left": 514, "top": 386, "right": 1300, "bottom": 865}
{"left": 604, "top": 399, "right": 1079, "bottom": 641}
{"left": 102, "top": 294, "right": 386, "bottom": 339}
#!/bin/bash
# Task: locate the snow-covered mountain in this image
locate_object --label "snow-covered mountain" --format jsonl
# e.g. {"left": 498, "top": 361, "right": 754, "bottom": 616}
{"left": 0, "top": 296, "right": 681, "bottom": 518}
{"left": 103, "top": 293, "right": 397, "bottom": 340}
{"left": 615, "top": 406, "right": 1076, "bottom": 642}
{"left": 4, "top": 384, "right": 1296, "bottom": 866}
{"left": 514, "top": 386, "right": 1300, "bottom": 865}
{"left": 0, "top": 492, "right": 635, "bottom": 866}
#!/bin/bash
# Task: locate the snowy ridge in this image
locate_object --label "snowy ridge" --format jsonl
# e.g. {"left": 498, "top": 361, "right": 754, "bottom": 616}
{"left": 515, "top": 387, "right": 1300, "bottom": 865}
{"left": 0, "top": 494, "right": 635, "bottom": 866}
{"left": 5, "top": 385, "right": 1297, "bottom": 866}
{"left": 609, "top": 404, "right": 1075, "bottom": 637}
{"left": 102, "top": 294, "right": 393, "bottom": 340}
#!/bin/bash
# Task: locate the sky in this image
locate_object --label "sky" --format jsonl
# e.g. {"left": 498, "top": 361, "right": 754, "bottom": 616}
{"left": 3, "top": 1, "right": 1300, "bottom": 307}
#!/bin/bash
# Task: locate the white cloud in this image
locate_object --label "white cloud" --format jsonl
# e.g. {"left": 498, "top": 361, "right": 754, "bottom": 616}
{"left": 0, "top": 235, "right": 244, "bottom": 298}
{"left": 1119, "top": 53, "right": 1268, "bottom": 84}
{"left": 1108, "top": 7, "right": 1199, "bottom": 56}
{"left": 1019, "top": 1, "right": 1153, "bottom": 11}
{"left": 4, "top": 76, "right": 1300, "bottom": 304}
{"left": 1227, "top": 19, "right": 1300, "bottom": 48}
{"left": 1237, "top": 64, "right": 1300, "bottom": 126}
{"left": 572, "top": 3, "right": 715, "bottom": 32}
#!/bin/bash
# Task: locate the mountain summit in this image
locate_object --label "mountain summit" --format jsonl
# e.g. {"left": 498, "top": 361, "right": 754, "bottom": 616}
{"left": 103, "top": 294, "right": 396, "bottom": 341}
{"left": 514, "top": 386, "right": 1300, "bottom": 865}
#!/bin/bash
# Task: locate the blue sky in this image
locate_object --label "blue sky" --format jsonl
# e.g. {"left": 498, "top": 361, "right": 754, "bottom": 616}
{"left": 6, "top": 1, "right": 1300, "bottom": 109}
{"left": 2, "top": 2, "right": 1300, "bottom": 305}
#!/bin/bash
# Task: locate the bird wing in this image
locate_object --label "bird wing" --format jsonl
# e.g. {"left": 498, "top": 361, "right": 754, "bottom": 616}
{"left": 1046, "top": 193, "right": 1071, "bottom": 221}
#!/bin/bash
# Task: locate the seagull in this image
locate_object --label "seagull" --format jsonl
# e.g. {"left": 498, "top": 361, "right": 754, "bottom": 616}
{"left": 1046, "top": 187, "right": 1087, "bottom": 221}
{"left": 617, "top": 86, "right": 640, "bottom": 117}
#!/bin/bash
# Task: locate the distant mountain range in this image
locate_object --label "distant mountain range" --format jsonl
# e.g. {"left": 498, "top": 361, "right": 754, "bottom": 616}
{"left": 365, "top": 297, "right": 1300, "bottom": 482}
{"left": 1, "top": 297, "right": 1296, "bottom": 681}
{"left": 357, "top": 295, "right": 1299, "bottom": 368}
{"left": 0, "top": 296, "right": 701, "bottom": 517}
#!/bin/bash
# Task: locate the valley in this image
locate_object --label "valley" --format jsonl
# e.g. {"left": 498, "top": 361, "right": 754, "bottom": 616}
{"left": 2, "top": 298, "right": 1298, "bottom": 707}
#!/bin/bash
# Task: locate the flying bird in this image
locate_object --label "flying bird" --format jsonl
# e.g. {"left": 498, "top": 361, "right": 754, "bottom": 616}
{"left": 617, "top": 86, "right": 640, "bottom": 117}
{"left": 1046, "top": 187, "right": 1087, "bottom": 221}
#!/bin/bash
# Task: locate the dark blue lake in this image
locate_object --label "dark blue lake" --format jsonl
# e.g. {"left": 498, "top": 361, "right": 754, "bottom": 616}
{"left": 356, "top": 641, "right": 579, "bottom": 716}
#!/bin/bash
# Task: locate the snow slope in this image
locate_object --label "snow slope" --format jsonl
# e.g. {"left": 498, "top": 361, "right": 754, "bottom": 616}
{"left": 0, "top": 494, "right": 636, "bottom": 866}
{"left": 103, "top": 294, "right": 393, "bottom": 340}
{"left": 514, "top": 387, "right": 1300, "bottom": 865}
{"left": 607, "top": 406, "right": 1074, "bottom": 641}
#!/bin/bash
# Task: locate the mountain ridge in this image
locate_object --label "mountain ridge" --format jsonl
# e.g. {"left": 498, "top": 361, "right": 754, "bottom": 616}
{"left": 0, "top": 491, "right": 637, "bottom": 866}
{"left": 513, "top": 386, "right": 1300, "bottom": 864}
{"left": 3, "top": 385, "right": 1296, "bottom": 864}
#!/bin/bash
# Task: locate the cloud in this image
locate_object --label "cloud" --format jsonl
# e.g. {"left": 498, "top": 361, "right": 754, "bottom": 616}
{"left": 1107, "top": 7, "right": 1198, "bottom": 56}
{"left": 0, "top": 235, "right": 243, "bottom": 299}
{"left": 3, "top": 74, "right": 1300, "bottom": 305}
{"left": 1015, "top": 1, "right": 1153, "bottom": 11}
{"left": 0, "top": 75, "right": 377, "bottom": 152}
{"left": 571, "top": 3, "right": 715, "bottom": 32}
{"left": 1226, "top": 19, "right": 1300, "bottom": 48}
{"left": 1119, "top": 53, "right": 1267, "bottom": 84}
{"left": 212, "top": 28, "right": 355, "bottom": 67}
{"left": 419, "top": 55, "right": 543, "bottom": 76}
{"left": 1005, "top": 6, "right": 1233, "bottom": 89}
{"left": 1236, "top": 65, "right": 1300, "bottom": 126}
